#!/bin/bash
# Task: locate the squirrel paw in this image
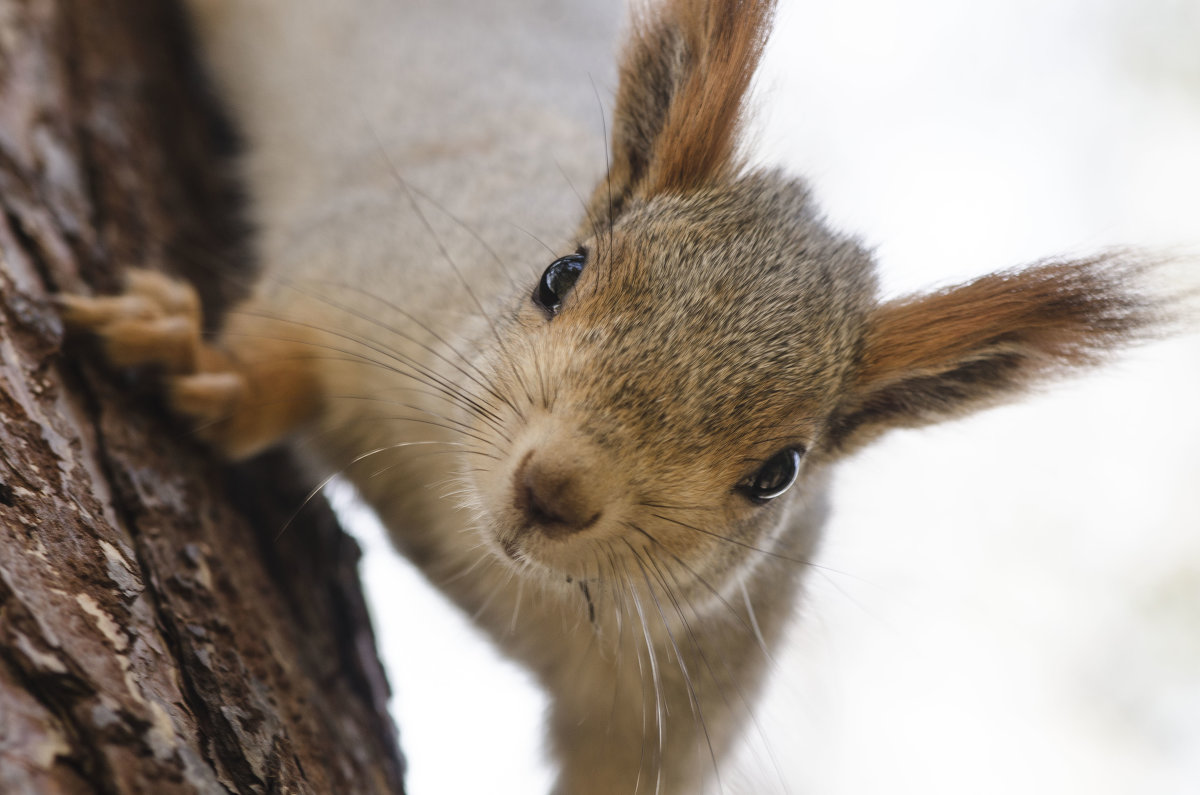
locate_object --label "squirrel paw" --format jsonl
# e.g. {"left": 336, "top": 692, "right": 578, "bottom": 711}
{"left": 58, "top": 269, "right": 281, "bottom": 458}
{"left": 58, "top": 269, "right": 209, "bottom": 375}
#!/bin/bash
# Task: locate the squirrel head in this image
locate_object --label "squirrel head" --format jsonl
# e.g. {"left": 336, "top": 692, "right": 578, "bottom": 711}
{"left": 464, "top": 0, "right": 1160, "bottom": 613}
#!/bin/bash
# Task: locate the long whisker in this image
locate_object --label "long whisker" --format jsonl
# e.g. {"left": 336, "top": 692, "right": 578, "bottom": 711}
{"left": 274, "top": 441, "right": 451, "bottom": 540}
{"left": 322, "top": 392, "right": 510, "bottom": 442}
{"left": 294, "top": 388, "right": 506, "bottom": 442}
{"left": 283, "top": 279, "right": 523, "bottom": 420}
{"left": 738, "top": 580, "right": 769, "bottom": 662}
{"left": 511, "top": 224, "right": 559, "bottom": 258}
{"left": 649, "top": 511, "right": 811, "bottom": 567}
{"left": 623, "top": 552, "right": 666, "bottom": 795}
{"left": 652, "top": 554, "right": 790, "bottom": 795}
{"left": 211, "top": 327, "right": 501, "bottom": 435}
{"left": 509, "top": 576, "right": 525, "bottom": 636}
{"left": 637, "top": 500, "right": 719, "bottom": 513}
{"left": 400, "top": 180, "right": 524, "bottom": 292}
{"left": 363, "top": 446, "right": 498, "bottom": 482}
{"left": 369, "top": 414, "right": 498, "bottom": 449}
{"left": 590, "top": 74, "right": 616, "bottom": 290}
{"left": 624, "top": 521, "right": 774, "bottom": 667}
{"left": 627, "top": 541, "right": 723, "bottom": 794}
{"left": 610, "top": 550, "right": 651, "bottom": 795}
{"left": 471, "top": 561, "right": 519, "bottom": 622}
{"left": 648, "top": 511, "right": 867, "bottom": 588}
{"left": 204, "top": 326, "right": 477, "bottom": 411}
{"left": 556, "top": 159, "right": 601, "bottom": 244}
{"left": 223, "top": 314, "right": 507, "bottom": 426}
{"left": 366, "top": 129, "right": 540, "bottom": 412}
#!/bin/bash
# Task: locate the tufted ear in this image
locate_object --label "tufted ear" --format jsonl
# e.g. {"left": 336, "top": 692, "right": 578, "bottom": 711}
{"left": 581, "top": 0, "right": 775, "bottom": 233}
{"left": 825, "top": 257, "right": 1163, "bottom": 454}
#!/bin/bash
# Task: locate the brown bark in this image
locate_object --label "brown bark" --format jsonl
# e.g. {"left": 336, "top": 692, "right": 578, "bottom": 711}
{"left": 0, "top": 1, "right": 406, "bottom": 793}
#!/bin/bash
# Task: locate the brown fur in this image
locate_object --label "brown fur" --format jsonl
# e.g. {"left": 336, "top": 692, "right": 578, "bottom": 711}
{"left": 828, "top": 256, "right": 1162, "bottom": 452}
{"left": 60, "top": 1, "right": 1175, "bottom": 792}
{"left": 587, "top": 0, "right": 775, "bottom": 229}
{"left": 61, "top": 270, "right": 320, "bottom": 459}
{"left": 643, "top": 0, "right": 775, "bottom": 194}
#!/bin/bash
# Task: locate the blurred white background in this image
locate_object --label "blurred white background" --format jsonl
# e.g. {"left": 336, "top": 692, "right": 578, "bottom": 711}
{"left": 345, "top": 0, "right": 1200, "bottom": 792}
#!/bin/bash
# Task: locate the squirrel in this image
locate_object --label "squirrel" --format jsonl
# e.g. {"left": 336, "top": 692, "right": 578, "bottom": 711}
{"left": 60, "top": 0, "right": 1177, "bottom": 792}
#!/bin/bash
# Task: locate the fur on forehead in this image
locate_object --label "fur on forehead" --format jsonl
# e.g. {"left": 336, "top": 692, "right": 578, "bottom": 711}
{"left": 563, "top": 172, "right": 878, "bottom": 455}
{"left": 593, "top": 171, "right": 876, "bottom": 319}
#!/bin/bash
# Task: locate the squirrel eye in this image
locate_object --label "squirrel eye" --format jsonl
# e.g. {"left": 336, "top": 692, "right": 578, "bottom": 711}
{"left": 533, "top": 253, "right": 585, "bottom": 316}
{"left": 740, "top": 448, "right": 804, "bottom": 503}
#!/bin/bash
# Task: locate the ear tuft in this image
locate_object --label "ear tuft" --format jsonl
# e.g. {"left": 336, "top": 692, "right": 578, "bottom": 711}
{"left": 642, "top": 0, "right": 775, "bottom": 195}
{"left": 585, "top": 0, "right": 775, "bottom": 232}
{"left": 827, "top": 254, "right": 1173, "bottom": 453}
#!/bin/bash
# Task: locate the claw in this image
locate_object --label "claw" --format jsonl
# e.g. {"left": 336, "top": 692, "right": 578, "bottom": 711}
{"left": 56, "top": 268, "right": 318, "bottom": 459}
{"left": 58, "top": 270, "right": 204, "bottom": 373}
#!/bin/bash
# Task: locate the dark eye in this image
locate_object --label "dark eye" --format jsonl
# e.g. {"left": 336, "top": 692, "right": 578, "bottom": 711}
{"left": 533, "top": 252, "right": 586, "bottom": 316}
{"left": 740, "top": 448, "right": 804, "bottom": 503}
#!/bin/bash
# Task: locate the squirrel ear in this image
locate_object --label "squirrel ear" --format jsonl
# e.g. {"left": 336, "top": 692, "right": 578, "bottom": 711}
{"left": 825, "top": 257, "right": 1162, "bottom": 454}
{"left": 581, "top": 0, "right": 775, "bottom": 230}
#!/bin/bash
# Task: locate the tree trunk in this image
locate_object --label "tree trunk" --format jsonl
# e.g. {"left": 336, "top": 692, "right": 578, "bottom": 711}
{"left": 0, "top": 1, "right": 407, "bottom": 792}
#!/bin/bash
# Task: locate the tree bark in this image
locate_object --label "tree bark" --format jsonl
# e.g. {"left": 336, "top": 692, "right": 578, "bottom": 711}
{"left": 0, "top": 1, "right": 407, "bottom": 793}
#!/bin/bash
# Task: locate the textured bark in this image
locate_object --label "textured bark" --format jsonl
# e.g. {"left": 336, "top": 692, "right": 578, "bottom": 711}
{"left": 0, "top": 1, "right": 406, "bottom": 793}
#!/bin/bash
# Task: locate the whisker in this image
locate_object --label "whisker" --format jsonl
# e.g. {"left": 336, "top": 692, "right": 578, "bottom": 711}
{"left": 509, "top": 576, "right": 525, "bottom": 636}
{"left": 637, "top": 499, "right": 719, "bottom": 513}
{"left": 625, "top": 521, "right": 776, "bottom": 667}
{"left": 738, "top": 580, "right": 769, "bottom": 663}
{"left": 210, "top": 328, "right": 503, "bottom": 436}
{"left": 648, "top": 511, "right": 866, "bottom": 587}
{"left": 649, "top": 511, "right": 810, "bottom": 567}
{"left": 627, "top": 541, "right": 723, "bottom": 794}
{"left": 616, "top": 554, "right": 652, "bottom": 795}
{"left": 623, "top": 553, "right": 666, "bottom": 795}
{"left": 222, "top": 313, "right": 507, "bottom": 426}
{"left": 400, "top": 181, "right": 524, "bottom": 292}
{"left": 589, "top": 74, "right": 616, "bottom": 290}
{"left": 439, "top": 549, "right": 494, "bottom": 586}
{"left": 292, "top": 387, "right": 505, "bottom": 436}
{"left": 511, "top": 223, "right": 559, "bottom": 258}
{"left": 284, "top": 279, "right": 523, "bottom": 421}
{"left": 653, "top": 554, "right": 790, "bottom": 795}
{"left": 471, "top": 562, "right": 519, "bottom": 622}
{"left": 273, "top": 441, "right": 449, "bottom": 540}
{"left": 364, "top": 446, "right": 498, "bottom": 481}
{"left": 371, "top": 414, "right": 502, "bottom": 450}
{"left": 364, "top": 123, "right": 540, "bottom": 412}
{"left": 555, "top": 158, "right": 607, "bottom": 257}
{"left": 323, "top": 392, "right": 510, "bottom": 441}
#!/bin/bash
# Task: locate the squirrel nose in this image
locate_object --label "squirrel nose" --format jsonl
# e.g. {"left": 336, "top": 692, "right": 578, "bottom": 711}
{"left": 513, "top": 449, "right": 603, "bottom": 537}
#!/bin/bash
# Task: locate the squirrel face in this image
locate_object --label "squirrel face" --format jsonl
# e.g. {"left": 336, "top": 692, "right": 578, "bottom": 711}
{"left": 56, "top": 0, "right": 1179, "bottom": 790}
{"left": 469, "top": 173, "right": 876, "bottom": 609}
{"left": 463, "top": 151, "right": 1163, "bottom": 614}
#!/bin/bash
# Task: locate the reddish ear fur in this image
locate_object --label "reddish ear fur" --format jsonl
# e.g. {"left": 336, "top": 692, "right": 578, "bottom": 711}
{"left": 586, "top": 0, "right": 775, "bottom": 229}
{"left": 643, "top": 0, "right": 775, "bottom": 194}
{"left": 827, "top": 256, "right": 1163, "bottom": 452}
